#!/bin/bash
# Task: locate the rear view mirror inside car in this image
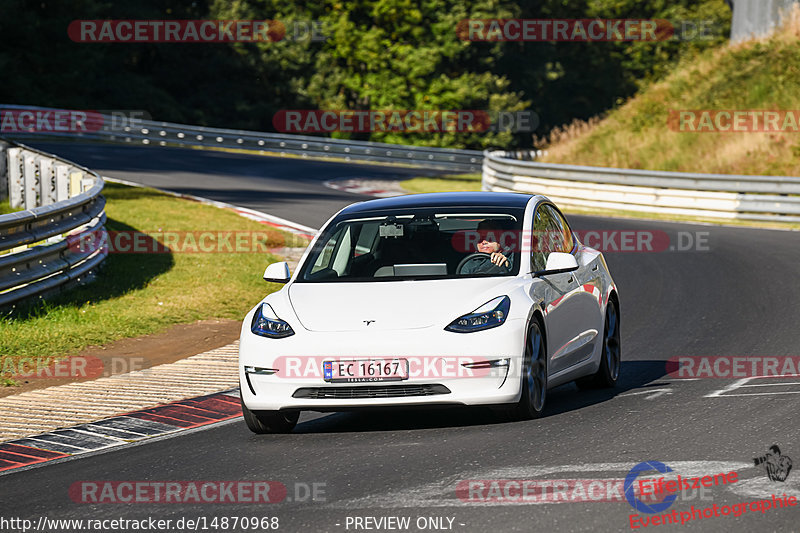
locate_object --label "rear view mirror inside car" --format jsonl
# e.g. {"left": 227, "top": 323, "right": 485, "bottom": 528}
{"left": 379, "top": 223, "right": 404, "bottom": 238}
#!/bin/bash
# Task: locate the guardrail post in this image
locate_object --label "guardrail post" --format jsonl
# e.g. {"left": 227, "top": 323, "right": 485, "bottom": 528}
{"left": 0, "top": 139, "right": 108, "bottom": 308}
{"left": 39, "top": 157, "right": 56, "bottom": 205}
{"left": 55, "top": 164, "right": 69, "bottom": 202}
{"left": 0, "top": 140, "right": 7, "bottom": 201}
{"left": 69, "top": 171, "right": 83, "bottom": 197}
{"left": 23, "top": 154, "right": 40, "bottom": 210}
{"left": 8, "top": 147, "right": 22, "bottom": 208}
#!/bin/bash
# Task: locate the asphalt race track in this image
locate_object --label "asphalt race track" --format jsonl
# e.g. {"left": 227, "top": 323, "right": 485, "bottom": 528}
{"left": 2, "top": 142, "right": 800, "bottom": 532}
{"left": 32, "top": 142, "right": 431, "bottom": 228}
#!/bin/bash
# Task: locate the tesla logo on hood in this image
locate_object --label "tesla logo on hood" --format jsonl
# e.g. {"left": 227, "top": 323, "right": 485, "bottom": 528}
{"left": 363, "top": 320, "right": 375, "bottom": 326}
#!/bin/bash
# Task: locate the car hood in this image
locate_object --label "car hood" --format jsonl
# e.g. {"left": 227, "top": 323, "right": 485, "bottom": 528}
{"left": 287, "top": 278, "right": 512, "bottom": 332}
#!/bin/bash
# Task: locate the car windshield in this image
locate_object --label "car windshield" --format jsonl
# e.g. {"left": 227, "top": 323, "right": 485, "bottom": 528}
{"left": 296, "top": 210, "right": 523, "bottom": 282}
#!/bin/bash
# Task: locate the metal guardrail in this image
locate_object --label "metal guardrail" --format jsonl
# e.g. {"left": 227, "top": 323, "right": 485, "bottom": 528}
{"left": 1, "top": 105, "right": 484, "bottom": 173}
{"left": 483, "top": 150, "right": 800, "bottom": 223}
{"left": 0, "top": 139, "right": 107, "bottom": 307}
{"left": 7, "top": 105, "right": 800, "bottom": 223}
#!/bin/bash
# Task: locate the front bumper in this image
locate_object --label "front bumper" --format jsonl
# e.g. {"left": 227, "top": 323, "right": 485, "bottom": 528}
{"left": 238, "top": 319, "right": 526, "bottom": 411}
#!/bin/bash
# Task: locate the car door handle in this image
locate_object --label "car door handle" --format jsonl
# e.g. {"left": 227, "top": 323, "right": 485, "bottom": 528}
{"left": 567, "top": 275, "right": 575, "bottom": 284}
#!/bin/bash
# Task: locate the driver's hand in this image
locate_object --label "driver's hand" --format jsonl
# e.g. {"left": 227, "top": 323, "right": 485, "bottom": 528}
{"left": 490, "top": 252, "right": 509, "bottom": 267}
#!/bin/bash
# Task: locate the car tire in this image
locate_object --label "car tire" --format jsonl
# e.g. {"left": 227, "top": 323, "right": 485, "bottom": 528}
{"left": 241, "top": 395, "right": 299, "bottom": 434}
{"left": 576, "top": 298, "right": 621, "bottom": 390}
{"left": 495, "top": 319, "right": 547, "bottom": 421}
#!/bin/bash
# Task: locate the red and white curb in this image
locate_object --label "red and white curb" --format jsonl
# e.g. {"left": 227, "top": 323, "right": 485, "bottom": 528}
{"left": 0, "top": 181, "right": 318, "bottom": 473}
{"left": 323, "top": 178, "right": 407, "bottom": 198}
{"left": 0, "top": 342, "right": 241, "bottom": 445}
{"left": 229, "top": 205, "right": 317, "bottom": 240}
{"left": 0, "top": 390, "right": 242, "bottom": 475}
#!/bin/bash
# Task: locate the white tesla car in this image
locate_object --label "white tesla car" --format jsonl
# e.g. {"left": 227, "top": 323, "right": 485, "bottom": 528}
{"left": 238, "top": 192, "right": 620, "bottom": 433}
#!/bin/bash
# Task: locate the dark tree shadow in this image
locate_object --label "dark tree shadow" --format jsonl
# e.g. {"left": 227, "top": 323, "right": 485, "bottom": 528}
{"left": 2, "top": 218, "right": 174, "bottom": 320}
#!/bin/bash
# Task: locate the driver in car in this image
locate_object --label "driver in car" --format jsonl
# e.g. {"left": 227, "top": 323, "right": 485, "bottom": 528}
{"left": 460, "top": 220, "right": 513, "bottom": 274}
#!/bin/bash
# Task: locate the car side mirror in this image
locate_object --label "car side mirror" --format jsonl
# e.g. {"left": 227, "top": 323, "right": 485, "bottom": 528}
{"left": 535, "top": 252, "right": 579, "bottom": 277}
{"left": 263, "top": 262, "right": 291, "bottom": 283}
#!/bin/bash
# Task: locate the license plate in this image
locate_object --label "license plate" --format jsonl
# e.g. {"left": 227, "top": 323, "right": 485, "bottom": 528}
{"left": 323, "top": 359, "right": 409, "bottom": 383}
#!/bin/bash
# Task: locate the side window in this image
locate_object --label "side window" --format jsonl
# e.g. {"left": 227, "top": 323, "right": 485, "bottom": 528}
{"left": 309, "top": 225, "right": 353, "bottom": 275}
{"left": 311, "top": 230, "right": 340, "bottom": 274}
{"left": 531, "top": 207, "right": 550, "bottom": 272}
{"left": 330, "top": 226, "right": 352, "bottom": 275}
{"left": 531, "top": 204, "right": 572, "bottom": 271}
{"left": 544, "top": 205, "right": 574, "bottom": 253}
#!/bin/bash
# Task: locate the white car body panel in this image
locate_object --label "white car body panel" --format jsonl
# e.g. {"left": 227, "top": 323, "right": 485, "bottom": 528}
{"left": 239, "top": 193, "right": 618, "bottom": 413}
{"left": 288, "top": 278, "right": 518, "bottom": 332}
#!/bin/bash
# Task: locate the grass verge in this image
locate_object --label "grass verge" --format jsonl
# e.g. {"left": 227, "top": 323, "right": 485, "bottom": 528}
{"left": 542, "top": 8, "right": 800, "bottom": 177}
{"left": 0, "top": 182, "right": 306, "bottom": 385}
{"left": 401, "top": 173, "right": 481, "bottom": 194}
{"left": 0, "top": 197, "right": 18, "bottom": 215}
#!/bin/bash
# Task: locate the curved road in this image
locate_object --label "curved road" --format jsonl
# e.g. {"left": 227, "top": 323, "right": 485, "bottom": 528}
{"left": 2, "top": 143, "right": 799, "bottom": 532}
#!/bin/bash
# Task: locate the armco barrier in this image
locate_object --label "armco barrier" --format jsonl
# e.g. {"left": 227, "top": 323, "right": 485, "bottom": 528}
{"left": 6, "top": 105, "right": 800, "bottom": 223}
{"left": 1, "top": 104, "right": 483, "bottom": 173}
{"left": 483, "top": 150, "right": 800, "bottom": 223}
{"left": 0, "top": 139, "right": 107, "bottom": 307}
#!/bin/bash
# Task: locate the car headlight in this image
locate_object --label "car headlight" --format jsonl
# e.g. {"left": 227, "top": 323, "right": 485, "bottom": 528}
{"left": 251, "top": 303, "right": 295, "bottom": 338}
{"left": 445, "top": 296, "right": 510, "bottom": 333}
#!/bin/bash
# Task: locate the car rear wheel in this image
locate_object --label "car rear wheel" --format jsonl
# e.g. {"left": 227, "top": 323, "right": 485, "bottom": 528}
{"left": 241, "top": 395, "right": 299, "bottom": 434}
{"left": 576, "top": 298, "right": 620, "bottom": 389}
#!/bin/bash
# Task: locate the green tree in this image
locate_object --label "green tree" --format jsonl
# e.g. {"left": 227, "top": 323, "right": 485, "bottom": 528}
{"left": 0, "top": 0, "right": 732, "bottom": 150}
{"left": 212, "top": 0, "right": 529, "bottom": 148}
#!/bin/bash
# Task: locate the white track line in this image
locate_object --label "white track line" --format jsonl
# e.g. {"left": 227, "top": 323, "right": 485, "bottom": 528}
{"left": 705, "top": 378, "right": 753, "bottom": 398}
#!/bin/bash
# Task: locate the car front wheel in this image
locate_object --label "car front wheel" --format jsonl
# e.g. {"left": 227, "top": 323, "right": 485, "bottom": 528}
{"left": 497, "top": 320, "right": 547, "bottom": 421}
{"left": 241, "top": 395, "right": 299, "bottom": 434}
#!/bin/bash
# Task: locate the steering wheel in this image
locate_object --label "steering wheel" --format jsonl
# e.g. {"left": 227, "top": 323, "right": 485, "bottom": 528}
{"left": 457, "top": 252, "right": 509, "bottom": 274}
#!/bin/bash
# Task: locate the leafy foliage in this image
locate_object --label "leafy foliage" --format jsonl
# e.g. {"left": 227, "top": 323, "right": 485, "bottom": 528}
{"left": 0, "top": 0, "right": 730, "bottom": 148}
